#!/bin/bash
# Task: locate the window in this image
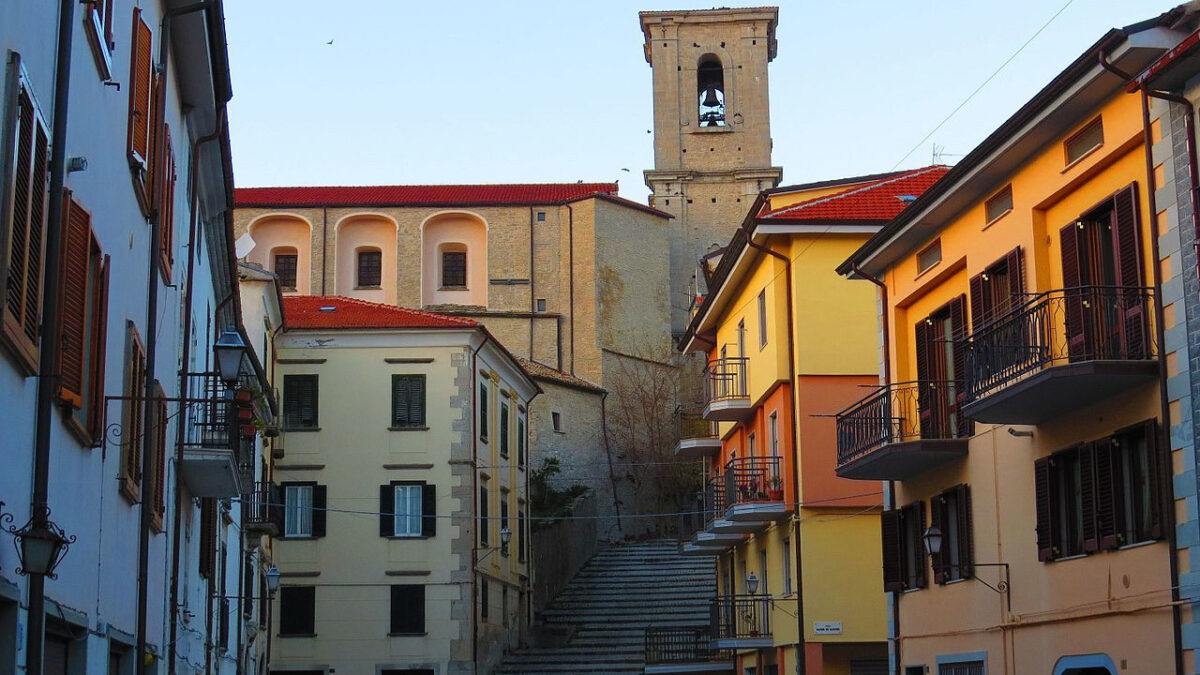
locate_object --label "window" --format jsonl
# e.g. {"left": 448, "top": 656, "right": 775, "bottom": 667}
{"left": 119, "top": 324, "right": 147, "bottom": 503}
{"left": 283, "top": 483, "right": 326, "bottom": 538}
{"left": 148, "top": 381, "right": 167, "bottom": 531}
{"left": 984, "top": 185, "right": 1013, "bottom": 226}
{"left": 198, "top": 498, "right": 216, "bottom": 578}
{"left": 1065, "top": 117, "right": 1103, "bottom": 166}
{"left": 502, "top": 586, "right": 509, "bottom": 628}
{"left": 747, "top": 432, "right": 756, "bottom": 457}
{"left": 768, "top": 413, "right": 779, "bottom": 460}
{"left": 931, "top": 485, "right": 973, "bottom": 584}
{"left": 1, "top": 54, "right": 51, "bottom": 373}
{"left": 391, "top": 374, "right": 426, "bottom": 429}
{"left": 157, "top": 125, "right": 177, "bottom": 279}
{"left": 57, "top": 192, "right": 110, "bottom": 444}
{"left": 969, "top": 247, "right": 1025, "bottom": 330}
{"left": 442, "top": 249, "right": 467, "bottom": 288}
{"left": 479, "top": 382, "right": 489, "bottom": 441}
{"left": 551, "top": 411, "right": 563, "bottom": 432}
{"left": 481, "top": 577, "right": 489, "bottom": 619}
{"left": 757, "top": 290, "right": 767, "bottom": 347}
{"left": 536, "top": 298, "right": 547, "bottom": 312}
{"left": 915, "top": 296, "right": 970, "bottom": 440}
{"left": 697, "top": 55, "right": 725, "bottom": 127}
{"left": 1035, "top": 420, "right": 1163, "bottom": 561}
{"left": 357, "top": 248, "right": 382, "bottom": 288}
{"left": 518, "top": 508, "right": 527, "bottom": 562}
{"left": 500, "top": 400, "right": 510, "bottom": 458}
{"left": 737, "top": 319, "right": 746, "bottom": 357}
{"left": 380, "top": 482, "right": 435, "bottom": 538}
{"left": 536, "top": 211, "right": 546, "bottom": 222}
{"left": 938, "top": 661, "right": 984, "bottom": 675}
{"left": 273, "top": 251, "right": 298, "bottom": 291}
{"left": 283, "top": 374, "right": 318, "bottom": 430}
{"left": 278, "top": 586, "right": 316, "bottom": 636}
{"left": 881, "top": 500, "right": 927, "bottom": 591}
{"left": 479, "top": 484, "right": 489, "bottom": 546}
{"left": 781, "top": 538, "right": 792, "bottom": 595}
{"left": 126, "top": 8, "right": 156, "bottom": 208}
{"left": 517, "top": 412, "right": 526, "bottom": 469}
{"left": 390, "top": 585, "right": 425, "bottom": 635}
{"left": 500, "top": 489, "right": 510, "bottom": 556}
{"left": 917, "top": 239, "right": 942, "bottom": 275}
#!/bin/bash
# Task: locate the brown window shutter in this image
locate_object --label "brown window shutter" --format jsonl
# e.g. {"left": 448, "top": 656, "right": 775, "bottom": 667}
{"left": 199, "top": 498, "right": 215, "bottom": 578}
{"left": 158, "top": 124, "right": 176, "bottom": 273}
{"left": 1143, "top": 419, "right": 1165, "bottom": 540}
{"left": 311, "top": 485, "right": 327, "bottom": 537}
{"left": 144, "top": 72, "right": 161, "bottom": 209}
{"left": 1079, "top": 442, "right": 1099, "bottom": 553}
{"left": 56, "top": 193, "right": 92, "bottom": 408}
{"left": 913, "top": 500, "right": 927, "bottom": 588}
{"left": 930, "top": 494, "right": 945, "bottom": 584}
{"left": 86, "top": 255, "right": 111, "bottom": 442}
{"left": 126, "top": 9, "right": 153, "bottom": 166}
{"left": 1059, "top": 221, "right": 1087, "bottom": 358}
{"left": 121, "top": 326, "right": 146, "bottom": 501}
{"left": 1005, "top": 246, "right": 1025, "bottom": 309}
{"left": 915, "top": 319, "right": 932, "bottom": 436}
{"left": 880, "top": 508, "right": 904, "bottom": 592}
{"left": 379, "top": 484, "right": 395, "bottom": 537}
{"left": 956, "top": 484, "right": 974, "bottom": 579}
{"left": 968, "top": 272, "right": 986, "bottom": 332}
{"left": 948, "top": 295, "right": 972, "bottom": 437}
{"left": 4, "top": 85, "right": 50, "bottom": 369}
{"left": 1034, "top": 456, "right": 1055, "bottom": 561}
{"left": 421, "top": 483, "right": 437, "bottom": 538}
{"left": 1110, "top": 184, "right": 1148, "bottom": 358}
{"left": 151, "top": 381, "right": 167, "bottom": 526}
{"left": 1094, "top": 437, "right": 1122, "bottom": 550}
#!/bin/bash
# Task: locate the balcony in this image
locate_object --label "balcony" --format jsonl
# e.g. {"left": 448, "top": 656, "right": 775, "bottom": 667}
{"left": 963, "top": 286, "right": 1158, "bottom": 424}
{"left": 679, "top": 480, "right": 746, "bottom": 555}
{"left": 243, "top": 481, "right": 283, "bottom": 536}
{"left": 675, "top": 404, "right": 722, "bottom": 458}
{"left": 644, "top": 627, "right": 734, "bottom": 674}
{"left": 179, "top": 374, "right": 255, "bottom": 497}
{"left": 722, "top": 457, "right": 788, "bottom": 524}
{"left": 711, "top": 595, "right": 773, "bottom": 649}
{"left": 702, "top": 357, "right": 751, "bottom": 421}
{"left": 835, "top": 381, "right": 970, "bottom": 480}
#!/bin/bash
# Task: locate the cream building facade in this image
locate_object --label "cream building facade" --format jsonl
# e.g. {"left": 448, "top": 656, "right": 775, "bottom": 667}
{"left": 268, "top": 295, "right": 539, "bottom": 675}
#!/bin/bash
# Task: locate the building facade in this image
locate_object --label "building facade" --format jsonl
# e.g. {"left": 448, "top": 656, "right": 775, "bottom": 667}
{"left": 0, "top": 3, "right": 276, "bottom": 675}
{"left": 267, "top": 295, "right": 538, "bottom": 675}
{"left": 836, "top": 10, "right": 1194, "bottom": 673}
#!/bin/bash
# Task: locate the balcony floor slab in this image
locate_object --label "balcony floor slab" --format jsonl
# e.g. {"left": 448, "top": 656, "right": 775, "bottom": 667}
{"left": 703, "top": 399, "right": 752, "bottom": 422}
{"left": 676, "top": 437, "right": 722, "bottom": 458}
{"left": 836, "top": 439, "right": 968, "bottom": 481}
{"left": 180, "top": 448, "right": 244, "bottom": 497}
{"left": 712, "top": 638, "right": 773, "bottom": 650}
{"left": 724, "top": 502, "right": 789, "bottom": 523}
{"left": 708, "top": 518, "right": 765, "bottom": 535}
{"left": 964, "top": 359, "right": 1158, "bottom": 425}
{"left": 645, "top": 662, "right": 736, "bottom": 674}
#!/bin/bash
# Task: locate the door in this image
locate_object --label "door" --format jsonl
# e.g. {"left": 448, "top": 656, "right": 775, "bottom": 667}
{"left": 44, "top": 635, "right": 69, "bottom": 675}
{"left": 917, "top": 297, "right": 968, "bottom": 438}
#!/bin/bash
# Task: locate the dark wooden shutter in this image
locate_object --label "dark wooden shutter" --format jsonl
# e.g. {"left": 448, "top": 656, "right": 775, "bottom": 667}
{"left": 284, "top": 375, "right": 318, "bottom": 429}
{"left": 158, "top": 124, "right": 176, "bottom": 272}
{"left": 930, "top": 495, "right": 945, "bottom": 584}
{"left": 949, "top": 296, "right": 972, "bottom": 437}
{"left": 913, "top": 500, "right": 927, "bottom": 589}
{"left": 915, "top": 320, "right": 932, "bottom": 436}
{"left": 379, "top": 484, "right": 395, "bottom": 537}
{"left": 1094, "top": 437, "right": 1121, "bottom": 550}
{"left": 311, "top": 484, "right": 327, "bottom": 537}
{"left": 390, "top": 585, "right": 425, "bottom": 634}
{"left": 957, "top": 485, "right": 974, "bottom": 579}
{"left": 127, "top": 9, "right": 153, "bottom": 165}
{"left": 57, "top": 194, "right": 91, "bottom": 408}
{"left": 391, "top": 375, "right": 425, "bottom": 428}
{"left": 279, "top": 586, "right": 315, "bottom": 635}
{"left": 421, "top": 484, "right": 436, "bottom": 537}
{"left": 1060, "top": 221, "right": 1087, "bottom": 359}
{"left": 1110, "top": 184, "right": 1147, "bottom": 358}
{"left": 1005, "top": 247, "right": 1025, "bottom": 309}
{"left": 880, "top": 509, "right": 903, "bottom": 592}
{"left": 1143, "top": 419, "right": 1164, "bottom": 540}
{"left": 86, "top": 255, "right": 110, "bottom": 442}
{"left": 1034, "top": 457, "right": 1055, "bottom": 561}
{"left": 198, "top": 498, "right": 215, "bottom": 578}
{"left": 968, "top": 272, "right": 986, "bottom": 332}
{"left": 4, "top": 82, "right": 50, "bottom": 368}
{"left": 1079, "top": 443, "right": 1099, "bottom": 553}
{"left": 153, "top": 381, "right": 167, "bottom": 522}
{"left": 268, "top": 482, "right": 285, "bottom": 533}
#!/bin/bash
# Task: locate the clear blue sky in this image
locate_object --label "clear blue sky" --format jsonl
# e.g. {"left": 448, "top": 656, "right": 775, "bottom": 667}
{"left": 224, "top": 1, "right": 1172, "bottom": 201}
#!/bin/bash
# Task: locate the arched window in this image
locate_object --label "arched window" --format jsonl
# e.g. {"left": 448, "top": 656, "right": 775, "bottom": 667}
{"left": 272, "top": 246, "right": 299, "bottom": 291}
{"left": 697, "top": 56, "right": 725, "bottom": 127}
{"left": 356, "top": 246, "right": 382, "bottom": 288}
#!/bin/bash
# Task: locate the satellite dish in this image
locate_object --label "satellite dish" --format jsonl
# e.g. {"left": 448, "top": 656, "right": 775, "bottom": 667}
{"left": 235, "top": 232, "right": 256, "bottom": 258}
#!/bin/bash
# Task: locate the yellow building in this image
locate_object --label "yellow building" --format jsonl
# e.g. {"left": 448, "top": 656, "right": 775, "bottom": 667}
{"left": 836, "top": 10, "right": 1193, "bottom": 674}
{"left": 666, "top": 167, "right": 947, "bottom": 675}
{"left": 268, "top": 295, "right": 539, "bottom": 675}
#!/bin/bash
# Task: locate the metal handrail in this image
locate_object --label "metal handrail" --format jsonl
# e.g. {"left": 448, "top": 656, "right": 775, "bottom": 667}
{"left": 676, "top": 403, "right": 718, "bottom": 441}
{"left": 835, "top": 380, "right": 970, "bottom": 468}
{"left": 644, "top": 626, "right": 732, "bottom": 665}
{"left": 723, "top": 456, "right": 781, "bottom": 508}
{"left": 703, "top": 357, "right": 749, "bottom": 403}
{"left": 711, "top": 594, "right": 772, "bottom": 640}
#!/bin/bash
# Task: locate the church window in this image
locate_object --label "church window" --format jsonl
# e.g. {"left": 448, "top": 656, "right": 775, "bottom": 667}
{"left": 698, "top": 56, "right": 725, "bottom": 127}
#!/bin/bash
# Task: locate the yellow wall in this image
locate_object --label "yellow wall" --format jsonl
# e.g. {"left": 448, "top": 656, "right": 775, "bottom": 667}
{"left": 710, "top": 247, "right": 790, "bottom": 404}
{"left": 789, "top": 234, "right": 879, "bottom": 376}
{"left": 798, "top": 508, "right": 887, "bottom": 642}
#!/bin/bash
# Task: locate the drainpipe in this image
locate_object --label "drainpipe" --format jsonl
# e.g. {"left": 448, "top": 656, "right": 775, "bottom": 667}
{"left": 168, "top": 106, "right": 226, "bottom": 675}
{"left": 26, "top": 2, "right": 75, "bottom": 674}
{"left": 470, "top": 331, "right": 491, "bottom": 675}
{"left": 739, "top": 204, "right": 805, "bottom": 674}
{"left": 566, "top": 203, "right": 575, "bottom": 375}
{"left": 1101, "top": 49, "right": 1186, "bottom": 675}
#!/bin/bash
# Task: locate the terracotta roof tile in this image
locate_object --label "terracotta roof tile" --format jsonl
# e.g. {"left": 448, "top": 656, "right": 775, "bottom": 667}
{"left": 236, "top": 183, "right": 619, "bottom": 207}
{"left": 514, "top": 357, "right": 605, "bottom": 394}
{"left": 283, "top": 296, "right": 478, "bottom": 330}
{"left": 759, "top": 166, "right": 950, "bottom": 222}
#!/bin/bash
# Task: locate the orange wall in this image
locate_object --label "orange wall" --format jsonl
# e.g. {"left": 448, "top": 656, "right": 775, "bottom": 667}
{"left": 713, "top": 382, "right": 795, "bottom": 500}
{"left": 796, "top": 375, "right": 880, "bottom": 508}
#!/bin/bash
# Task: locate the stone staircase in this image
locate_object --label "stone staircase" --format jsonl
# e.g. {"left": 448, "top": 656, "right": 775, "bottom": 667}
{"left": 494, "top": 540, "right": 716, "bottom": 675}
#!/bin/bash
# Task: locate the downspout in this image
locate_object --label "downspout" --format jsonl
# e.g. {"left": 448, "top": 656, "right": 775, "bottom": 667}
{"left": 529, "top": 207, "right": 536, "bottom": 357}
{"left": 320, "top": 207, "right": 328, "bottom": 295}
{"left": 848, "top": 262, "right": 897, "bottom": 672}
{"left": 470, "top": 331, "right": 491, "bottom": 675}
{"left": 555, "top": 316, "right": 563, "bottom": 372}
{"left": 168, "top": 106, "right": 227, "bottom": 675}
{"left": 566, "top": 203, "right": 575, "bottom": 375}
{"left": 740, "top": 207, "right": 804, "bottom": 674}
{"left": 1102, "top": 49, "right": 1186, "bottom": 675}
{"left": 26, "top": 2, "right": 75, "bottom": 674}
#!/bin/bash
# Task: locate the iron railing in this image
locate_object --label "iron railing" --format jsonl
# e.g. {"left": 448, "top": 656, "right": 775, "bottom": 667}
{"left": 723, "top": 456, "right": 782, "bottom": 508}
{"left": 243, "top": 481, "right": 283, "bottom": 534}
{"left": 965, "top": 285, "right": 1156, "bottom": 401}
{"left": 180, "top": 373, "right": 256, "bottom": 491}
{"left": 676, "top": 402, "right": 719, "bottom": 441}
{"left": 644, "top": 627, "right": 732, "bottom": 665}
{"left": 711, "top": 595, "right": 772, "bottom": 641}
{"left": 703, "top": 357, "right": 749, "bottom": 404}
{"left": 835, "top": 380, "right": 970, "bottom": 469}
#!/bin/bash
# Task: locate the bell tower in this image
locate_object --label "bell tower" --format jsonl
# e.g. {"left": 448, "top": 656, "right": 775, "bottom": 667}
{"left": 640, "top": 7, "right": 783, "bottom": 334}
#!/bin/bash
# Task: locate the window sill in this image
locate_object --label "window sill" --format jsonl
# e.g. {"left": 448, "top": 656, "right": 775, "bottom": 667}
{"left": 280, "top": 535, "right": 315, "bottom": 540}
{"left": 982, "top": 208, "right": 1012, "bottom": 231}
{"left": 281, "top": 287, "right": 298, "bottom": 293}
{"left": 1118, "top": 538, "right": 1162, "bottom": 551}
{"left": 277, "top": 634, "right": 317, "bottom": 639}
{"left": 1061, "top": 142, "right": 1103, "bottom": 173}
{"left": 386, "top": 535, "right": 430, "bottom": 540}
{"left": 283, "top": 427, "right": 321, "bottom": 432}
{"left": 354, "top": 285, "right": 382, "bottom": 290}
{"left": 439, "top": 286, "right": 469, "bottom": 291}
{"left": 389, "top": 426, "right": 429, "bottom": 432}
{"left": 388, "top": 632, "right": 428, "bottom": 637}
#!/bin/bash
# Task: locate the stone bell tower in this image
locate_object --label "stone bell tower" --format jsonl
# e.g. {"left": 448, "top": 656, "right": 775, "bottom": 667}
{"left": 640, "top": 7, "right": 783, "bottom": 335}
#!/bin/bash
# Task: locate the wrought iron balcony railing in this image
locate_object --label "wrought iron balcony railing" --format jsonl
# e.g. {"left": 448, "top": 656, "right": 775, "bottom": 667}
{"left": 243, "top": 481, "right": 283, "bottom": 535}
{"left": 723, "top": 456, "right": 782, "bottom": 508}
{"left": 676, "top": 402, "right": 719, "bottom": 441}
{"left": 180, "top": 372, "right": 256, "bottom": 491}
{"left": 711, "top": 594, "right": 772, "bottom": 642}
{"left": 703, "top": 357, "right": 749, "bottom": 404}
{"left": 836, "top": 380, "right": 971, "bottom": 470}
{"left": 964, "top": 285, "right": 1156, "bottom": 402}
{"left": 644, "top": 626, "right": 733, "bottom": 666}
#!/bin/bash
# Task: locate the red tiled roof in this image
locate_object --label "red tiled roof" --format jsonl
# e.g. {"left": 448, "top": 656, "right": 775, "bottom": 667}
{"left": 236, "top": 183, "right": 619, "bottom": 207}
{"left": 515, "top": 357, "right": 605, "bottom": 394}
{"left": 283, "top": 296, "right": 479, "bottom": 330}
{"left": 758, "top": 166, "right": 950, "bottom": 222}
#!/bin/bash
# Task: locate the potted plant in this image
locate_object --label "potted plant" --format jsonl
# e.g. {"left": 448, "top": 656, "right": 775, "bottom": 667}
{"left": 767, "top": 476, "right": 784, "bottom": 501}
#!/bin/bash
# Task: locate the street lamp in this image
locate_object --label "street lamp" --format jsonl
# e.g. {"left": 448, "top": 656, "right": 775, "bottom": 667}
{"left": 7, "top": 512, "right": 75, "bottom": 579}
{"left": 922, "top": 525, "right": 1011, "bottom": 611}
{"left": 921, "top": 526, "right": 943, "bottom": 557}
{"left": 745, "top": 572, "right": 759, "bottom": 595}
{"left": 214, "top": 327, "right": 248, "bottom": 386}
{"left": 265, "top": 566, "right": 281, "bottom": 598}
{"left": 500, "top": 526, "right": 512, "bottom": 556}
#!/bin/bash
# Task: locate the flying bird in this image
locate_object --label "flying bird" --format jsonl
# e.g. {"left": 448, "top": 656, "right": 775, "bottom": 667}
{"left": 325, "top": 39, "right": 334, "bottom": 45}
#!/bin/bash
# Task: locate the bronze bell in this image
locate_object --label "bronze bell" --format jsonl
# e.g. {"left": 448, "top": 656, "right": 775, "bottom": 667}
{"left": 701, "top": 87, "right": 721, "bottom": 108}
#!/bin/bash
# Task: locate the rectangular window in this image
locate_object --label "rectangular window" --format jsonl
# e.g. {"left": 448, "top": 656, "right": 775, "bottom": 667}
{"left": 536, "top": 211, "right": 546, "bottom": 222}
{"left": 737, "top": 319, "right": 746, "bottom": 357}
{"left": 283, "top": 374, "right": 318, "bottom": 430}
{"left": 391, "top": 374, "right": 426, "bottom": 429}
{"left": 938, "top": 661, "right": 984, "bottom": 675}
{"left": 500, "top": 489, "right": 510, "bottom": 556}
{"left": 1112, "top": 422, "right": 1163, "bottom": 545}
{"left": 984, "top": 184, "right": 1013, "bottom": 226}
{"left": 1, "top": 54, "right": 51, "bottom": 373}
{"left": 394, "top": 484, "right": 422, "bottom": 537}
{"left": 479, "top": 382, "right": 489, "bottom": 441}
{"left": 917, "top": 239, "right": 942, "bottom": 275}
{"left": 768, "top": 413, "right": 779, "bottom": 459}
{"left": 278, "top": 586, "right": 316, "bottom": 636}
{"left": 536, "top": 298, "right": 547, "bottom": 312}
{"left": 781, "top": 538, "right": 792, "bottom": 595}
{"left": 198, "top": 498, "right": 216, "bottom": 578}
{"left": 119, "top": 324, "right": 147, "bottom": 503}
{"left": 757, "top": 290, "right": 767, "bottom": 347}
{"left": 157, "top": 125, "right": 176, "bottom": 279}
{"left": 84, "top": 1, "right": 116, "bottom": 76}
{"left": 551, "top": 411, "right": 563, "bottom": 432}
{"left": 481, "top": 577, "right": 489, "bottom": 619}
{"left": 389, "top": 585, "right": 425, "bottom": 635}
{"left": 881, "top": 500, "right": 927, "bottom": 591}
{"left": 969, "top": 247, "right": 1025, "bottom": 330}
{"left": 380, "top": 482, "right": 435, "bottom": 538}
{"left": 500, "top": 401, "right": 510, "bottom": 458}
{"left": 517, "top": 413, "right": 526, "bottom": 469}
{"left": 1065, "top": 116, "right": 1103, "bottom": 166}
{"left": 931, "top": 484, "right": 973, "bottom": 584}
{"left": 479, "top": 484, "right": 489, "bottom": 546}
{"left": 442, "top": 250, "right": 467, "bottom": 288}
{"left": 357, "top": 249, "right": 382, "bottom": 288}
{"left": 518, "top": 508, "right": 527, "bottom": 562}
{"left": 283, "top": 483, "right": 327, "bottom": 538}
{"left": 273, "top": 253, "right": 298, "bottom": 291}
